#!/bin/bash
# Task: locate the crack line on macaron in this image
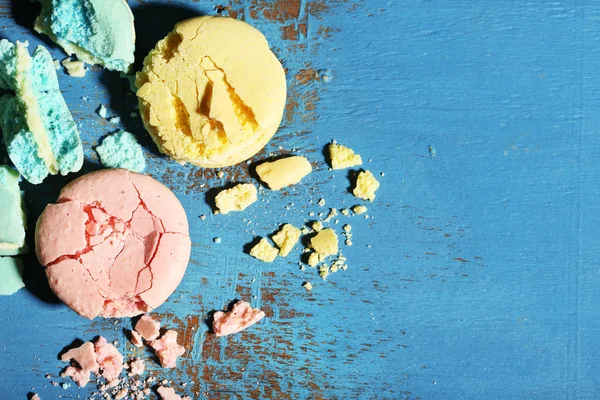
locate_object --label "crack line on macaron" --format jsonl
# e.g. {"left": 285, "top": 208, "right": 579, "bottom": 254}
{"left": 128, "top": 176, "right": 167, "bottom": 233}
{"left": 45, "top": 202, "right": 129, "bottom": 267}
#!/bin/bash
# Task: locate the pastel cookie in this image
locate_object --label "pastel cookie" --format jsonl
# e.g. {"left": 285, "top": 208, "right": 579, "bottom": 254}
{"left": 0, "top": 40, "right": 83, "bottom": 184}
{"left": 0, "top": 166, "right": 26, "bottom": 255}
{"left": 36, "top": 169, "right": 191, "bottom": 319}
{"left": 35, "top": 0, "right": 135, "bottom": 72}
{"left": 136, "top": 16, "right": 286, "bottom": 167}
{"left": 95, "top": 130, "right": 146, "bottom": 172}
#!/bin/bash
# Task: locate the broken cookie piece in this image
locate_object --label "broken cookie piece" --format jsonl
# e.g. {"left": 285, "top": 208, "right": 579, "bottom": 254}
{"left": 215, "top": 183, "right": 257, "bottom": 214}
{"left": 95, "top": 130, "right": 146, "bottom": 173}
{"left": 272, "top": 224, "right": 301, "bottom": 257}
{"left": 310, "top": 228, "right": 338, "bottom": 257}
{"left": 61, "top": 57, "right": 86, "bottom": 77}
{"left": 36, "top": 169, "right": 191, "bottom": 319}
{"left": 60, "top": 341, "right": 99, "bottom": 387}
{"left": 255, "top": 156, "right": 312, "bottom": 190}
{"left": 352, "top": 170, "right": 380, "bottom": 201}
{"left": 94, "top": 336, "right": 124, "bottom": 381}
{"left": 249, "top": 238, "right": 278, "bottom": 262}
{"left": 136, "top": 16, "right": 286, "bottom": 167}
{"left": 150, "top": 330, "right": 185, "bottom": 368}
{"left": 134, "top": 315, "right": 161, "bottom": 341}
{"left": 212, "top": 300, "right": 265, "bottom": 337}
{"left": 352, "top": 205, "right": 368, "bottom": 215}
{"left": 128, "top": 358, "right": 145, "bottom": 376}
{"left": 328, "top": 142, "right": 362, "bottom": 169}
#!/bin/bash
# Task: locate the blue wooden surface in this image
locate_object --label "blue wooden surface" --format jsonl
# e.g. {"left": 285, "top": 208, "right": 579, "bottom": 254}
{"left": 0, "top": 0, "right": 598, "bottom": 399}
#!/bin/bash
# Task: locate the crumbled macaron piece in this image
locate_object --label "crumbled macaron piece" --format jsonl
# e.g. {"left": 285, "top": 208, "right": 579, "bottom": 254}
{"left": 307, "top": 252, "right": 321, "bottom": 267}
{"left": 31, "top": 394, "right": 41, "bottom": 400}
{"left": 60, "top": 341, "right": 99, "bottom": 387}
{"left": 35, "top": 0, "right": 135, "bottom": 72}
{"left": 212, "top": 300, "right": 266, "bottom": 337}
{"left": 215, "top": 184, "right": 257, "bottom": 214}
{"left": 0, "top": 40, "right": 83, "bottom": 184}
{"left": 0, "top": 257, "right": 25, "bottom": 295}
{"left": 61, "top": 57, "right": 86, "bottom": 77}
{"left": 353, "top": 170, "right": 380, "bottom": 201}
{"left": 249, "top": 238, "right": 278, "bottom": 262}
{"left": 157, "top": 386, "right": 191, "bottom": 400}
{"left": 330, "top": 256, "right": 348, "bottom": 273}
{"left": 134, "top": 315, "right": 160, "bottom": 341}
{"left": 95, "top": 130, "right": 146, "bottom": 172}
{"left": 136, "top": 16, "right": 286, "bottom": 167}
{"left": 0, "top": 166, "right": 26, "bottom": 256}
{"left": 150, "top": 330, "right": 185, "bottom": 368}
{"left": 95, "top": 336, "right": 124, "bottom": 381}
{"left": 318, "top": 198, "right": 326, "bottom": 207}
{"left": 272, "top": 224, "right": 301, "bottom": 257}
{"left": 303, "top": 282, "right": 313, "bottom": 292}
{"left": 128, "top": 359, "right": 145, "bottom": 375}
{"left": 340, "top": 208, "right": 350, "bottom": 216}
{"left": 97, "top": 104, "right": 107, "bottom": 118}
{"left": 353, "top": 205, "right": 368, "bottom": 215}
{"left": 255, "top": 156, "right": 312, "bottom": 190}
{"left": 310, "top": 228, "right": 338, "bottom": 257}
{"left": 311, "top": 221, "right": 323, "bottom": 232}
{"left": 328, "top": 142, "right": 362, "bottom": 169}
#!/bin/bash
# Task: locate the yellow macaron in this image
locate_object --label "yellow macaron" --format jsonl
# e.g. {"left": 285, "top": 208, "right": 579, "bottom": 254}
{"left": 136, "top": 16, "right": 287, "bottom": 168}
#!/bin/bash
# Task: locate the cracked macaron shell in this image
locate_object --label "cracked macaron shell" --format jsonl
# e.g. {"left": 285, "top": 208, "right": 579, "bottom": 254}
{"left": 136, "top": 16, "right": 287, "bottom": 168}
{"left": 35, "top": 169, "right": 191, "bottom": 319}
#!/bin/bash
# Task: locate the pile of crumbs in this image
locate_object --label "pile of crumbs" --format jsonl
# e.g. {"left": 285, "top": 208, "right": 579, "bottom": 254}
{"left": 39, "top": 315, "right": 190, "bottom": 400}
{"left": 205, "top": 140, "right": 382, "bottom": 291}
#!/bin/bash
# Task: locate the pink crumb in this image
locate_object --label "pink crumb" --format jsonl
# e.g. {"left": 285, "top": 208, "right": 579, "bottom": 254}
{"left": 135, "top": 315, "right": 160, "bottom": 341}
{"left": 150, "top": 330, "right": 185, "bottom": 368}
{"left": 114, "top": 388, "right": 128, "bottom": 399}
{"left": 212, "top": 301, "right": 266, "bottom": 337}
{"left": 129, "top": 358, "right": 145, "bottom": 375}
{"left": 157, "top": 386, "right": 190, "bottom": 400}
{"left": 31, "top": 395, "right": 41, "bottom": 400}
{"left": 130, "top": 330, "right": 144, "bottom": 347}
{"left": 60, "top": 341, "right": 99, "bottom": 387}
{"left": 94, "top": 336, "right": 124, "bottom": 381}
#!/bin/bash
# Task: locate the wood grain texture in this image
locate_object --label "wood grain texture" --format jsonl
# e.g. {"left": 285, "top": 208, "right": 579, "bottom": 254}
{"left": 0, "top": 0, "right": 597, "bottom": 399}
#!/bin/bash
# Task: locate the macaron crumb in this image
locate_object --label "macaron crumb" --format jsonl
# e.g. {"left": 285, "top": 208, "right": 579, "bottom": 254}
{"left": 61, "top": 57, "right": 86, "bottom": 77}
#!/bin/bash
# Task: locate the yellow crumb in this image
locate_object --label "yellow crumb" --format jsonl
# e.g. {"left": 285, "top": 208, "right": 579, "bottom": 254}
{"left": 310, "top": 228, "right": 338, "bottom": 256}
{"left": 353, "top": 205, "right": 368, "bottom": 215}
{"left": 353, "top": 170, "right": 380, "bottom": 201}
{"left": 255, "top": 156, "right": 312, "bottom": 190}
{"left": 307, "top": 251, "right": 321, "bottom": 267}
{"left": 215, "top": 183, "right": 257, "bottom": 214}
{"left": 329, "top": 143, "right": 363, "bottom": 169}
{"left": 272, "top": 223, "right": 301, "bottom": 257}
{"left": 249, "top": 238, "right": 278, "bottom": 262}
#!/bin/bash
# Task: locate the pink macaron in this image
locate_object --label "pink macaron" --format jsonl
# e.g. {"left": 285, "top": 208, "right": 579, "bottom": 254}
{"left": 36, "top": 169, "right": 191, "bottom": 319}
